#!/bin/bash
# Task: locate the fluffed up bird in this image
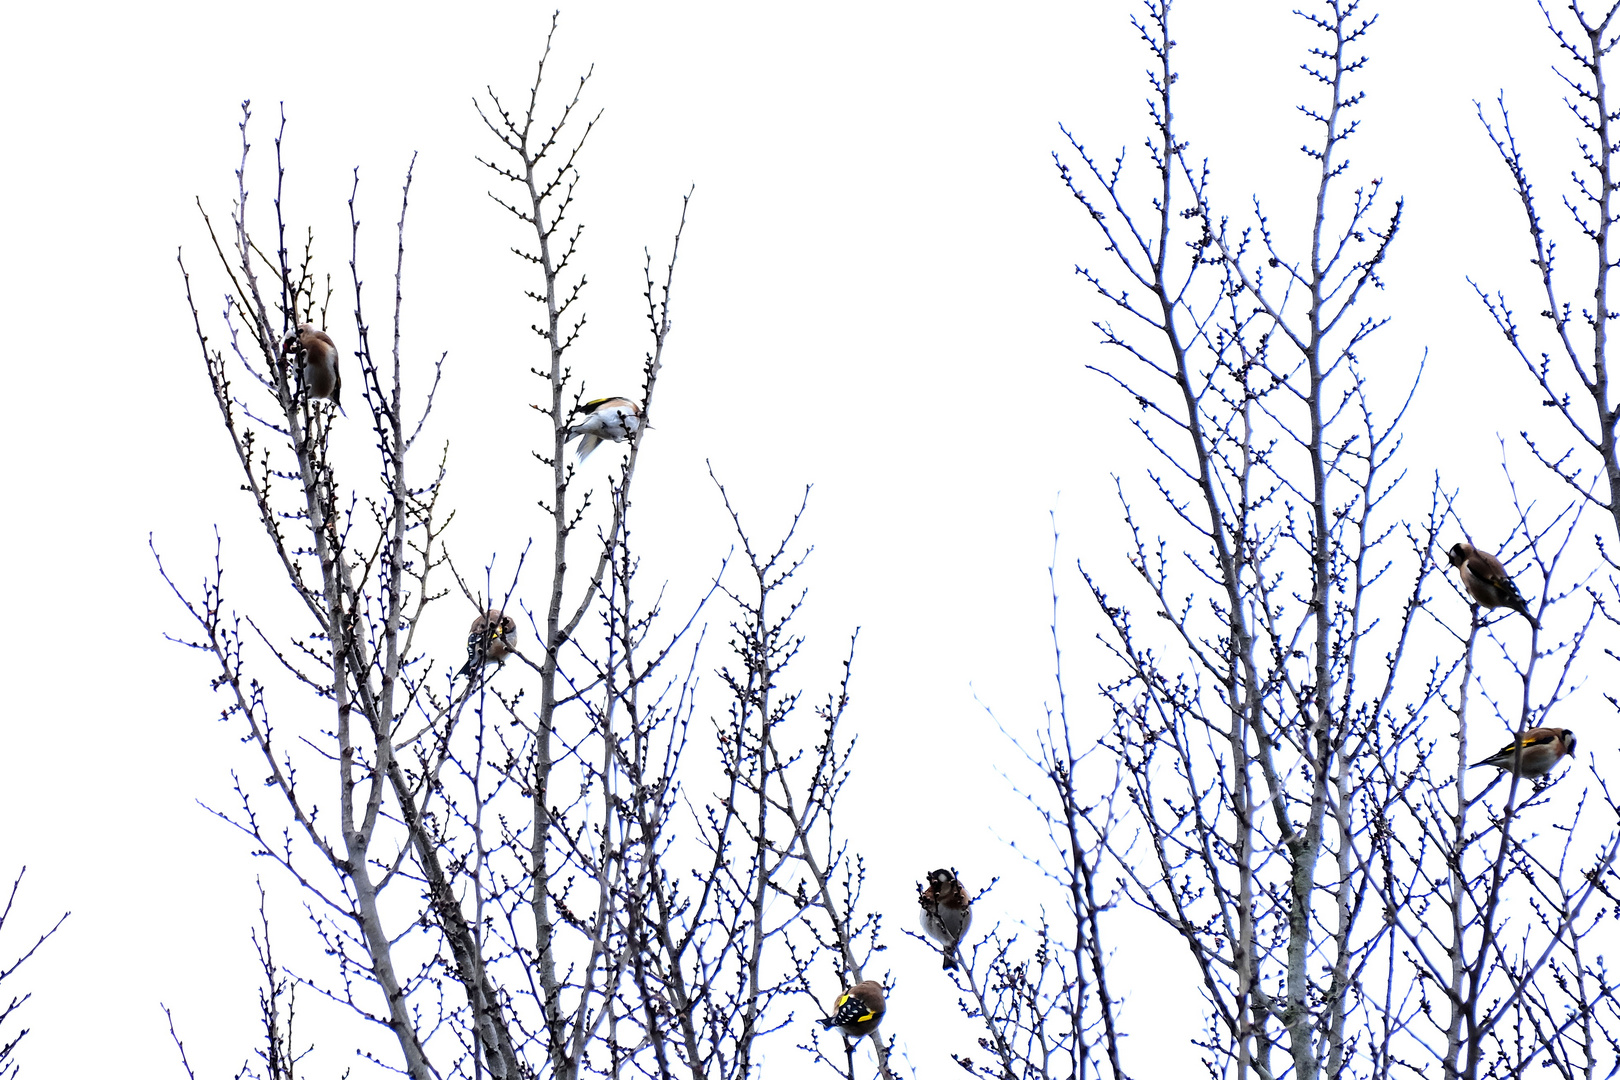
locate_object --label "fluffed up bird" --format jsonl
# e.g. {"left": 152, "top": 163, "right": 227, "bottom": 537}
{"left": 282, "top": 323, "right": 342, "bottom": 408}
{"left": 918, "top": 868, "right": 973, "bottom": 971}
{"left": 566, "top": 397, "right": 642, "bottom": 461}
{"left": 456, "top": 609, "right": 517, "bottom": 681}
{"left": 1470, "top": 727, "right": 1576, "bottom": 778}
{"left": 1447, "top": 542, "right": 1540, "bottom": 630}
{"left": 817, "top": 980, "right": 885, "bottom": 1040}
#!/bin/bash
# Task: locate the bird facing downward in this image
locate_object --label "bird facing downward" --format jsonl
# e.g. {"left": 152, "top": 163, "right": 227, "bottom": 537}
{"left": 282, "top": 323, "right": 342, "bottom": 408}
{"left": 457, "top": 609, "right": 517, "bottom": 681}
{"left": 918, "top": 868, "right": 973, "bottom": 971}
{"left": 566, "top": 397, "right": 643, "bottom": 461}
{"left": 817, "top": 980, "right": 885, "bottom": 1039}
{"left": 1470, "top": 727, "right": 1576, "bottom": 778}
{"left": 1447, "top": 542, "right": 1540, "bottom": 630}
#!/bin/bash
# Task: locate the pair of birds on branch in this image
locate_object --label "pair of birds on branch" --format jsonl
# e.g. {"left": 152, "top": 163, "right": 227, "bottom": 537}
{"left": 1446, "top": 542, "right": 1577, "bottom": 779}
{"left": 277, "top": 323, "right": 645, "bottom": 463}
{"left": 817, "top": 868, "right": 973, "bottom": 1041}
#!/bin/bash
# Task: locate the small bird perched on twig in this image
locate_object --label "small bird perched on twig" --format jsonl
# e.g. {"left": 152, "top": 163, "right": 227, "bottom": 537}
{"left": 457, "top": 609, "right": 517, "bottom": 681}
{"left": 918, "top": 868, "right": 973, "bottom": 971}
{"left": 1447, "top": 542, "right": 1540, "bottom": 630}
{"left": 282, "top": 323, "right": 342, "bottom": 409}
{"left": 817, "top": 980, "right": 885, "bottom": 1039}
{"left": 1471, "top": 727, "right": 1576, "bottom": 778}
{"left": 566, "top": 397, "right": 642, "bottom": 461}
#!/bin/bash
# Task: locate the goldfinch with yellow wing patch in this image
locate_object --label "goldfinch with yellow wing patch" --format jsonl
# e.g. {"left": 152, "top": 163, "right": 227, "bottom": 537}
{"left": 567, "top": 397, "right": 642, "bottom": 461}
{"left": 818, "top": 980, "right": 885, "bottom": 1039}
{"left": 1470, "top": 727, "right": 1576, "bottom": 778}
{"left": 457, "top": 609, "right": 517, "bottom": 681}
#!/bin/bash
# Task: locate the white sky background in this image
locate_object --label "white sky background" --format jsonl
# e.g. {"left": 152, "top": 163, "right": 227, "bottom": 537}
{"left": 0, "top": 0, "right": 1602, "bottom": 1076}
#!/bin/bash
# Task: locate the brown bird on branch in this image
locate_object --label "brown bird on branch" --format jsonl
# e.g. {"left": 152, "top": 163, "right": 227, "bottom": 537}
{"left": 818, "top": 980, "right": 885, "bottom": 1039}
{"left": 918, "top": 868, "right": 973, "bottom": 971}
{"left": 1470, "top": 727, "right": 1576, "bottom": 778}
{"left": 282, "top": 323, "right": 342, "bottom": 409}
{"left": 457, "top": 609, "right": 517, "bottom": 681}
{"left": 1447, "top": 542, "right": 1539, "bottom": 629}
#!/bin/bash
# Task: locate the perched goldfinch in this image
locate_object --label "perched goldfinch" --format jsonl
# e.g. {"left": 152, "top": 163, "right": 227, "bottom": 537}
{"left": 566, "top": 397, "right": 642, "bottom": 461}
{"left": 456, "top": 609, "right": 517, "bottom": 681}
{"left": 1470, "top": 727, "right": 1576, "bottom": 778}
{"left": 918, "top": 868, "right": 972, "bottom": 971}
{"left": 282, "top": 323, "right": 342, "bottom": 408}
{"left": 817, "top": 980, "right": 885, "bottom": 1039}
{"left": 1447, "top": 542, "right": 1540, "bottom": 629}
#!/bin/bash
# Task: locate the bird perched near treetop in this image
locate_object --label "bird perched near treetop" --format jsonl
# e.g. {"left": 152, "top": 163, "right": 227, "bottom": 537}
{"left": 566, "top": 397, "right": 642, "bottom": 461}
{"left": 1447, "top": 542, "right": 1540, "bottom": 629}
{"left": 918, "top": 868, "right": 973, "bottom": 971}
{"left": 282, "top": 323, "right": 342, "bottom": 409}
{"left": 457, "top": 609, "right": 517, "bottom": 681}
{"left": 818, "top": 980, "right": 885, "bottom": 1039}
{"left": 1471, "top": 727, "right": 1576, "bottom": 778}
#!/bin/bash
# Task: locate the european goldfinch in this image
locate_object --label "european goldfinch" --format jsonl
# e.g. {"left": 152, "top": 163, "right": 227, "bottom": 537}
{"left": 456, "top": 609, "right": 517, "bottom": 681}
{"left": 1447, "top": 542, "right": 1540, "bottom": 630}
{"left": 817, "top": 980, "right": 885, "bottom": 1039}
{"left": 282, "top": 323, "right": 342, "bottom": 408}
{"left": 566, "top": 397, "right": 642, "bottom": 461}
{"left": 918, "top": 868, "right": 972, "bottom": 970}
{"left": 1470, "top": 727, "right": 1576, "bottom": 778}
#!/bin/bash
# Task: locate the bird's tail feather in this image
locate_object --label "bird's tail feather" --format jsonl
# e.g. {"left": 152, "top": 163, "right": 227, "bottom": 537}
{"left": 576, "top": 434, "right": 601, "bottom": 461}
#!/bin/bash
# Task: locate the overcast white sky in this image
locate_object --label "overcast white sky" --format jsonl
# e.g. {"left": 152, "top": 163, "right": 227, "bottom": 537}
{"left": 0, "top": 1, "right": 1600, "bottom": 1076}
